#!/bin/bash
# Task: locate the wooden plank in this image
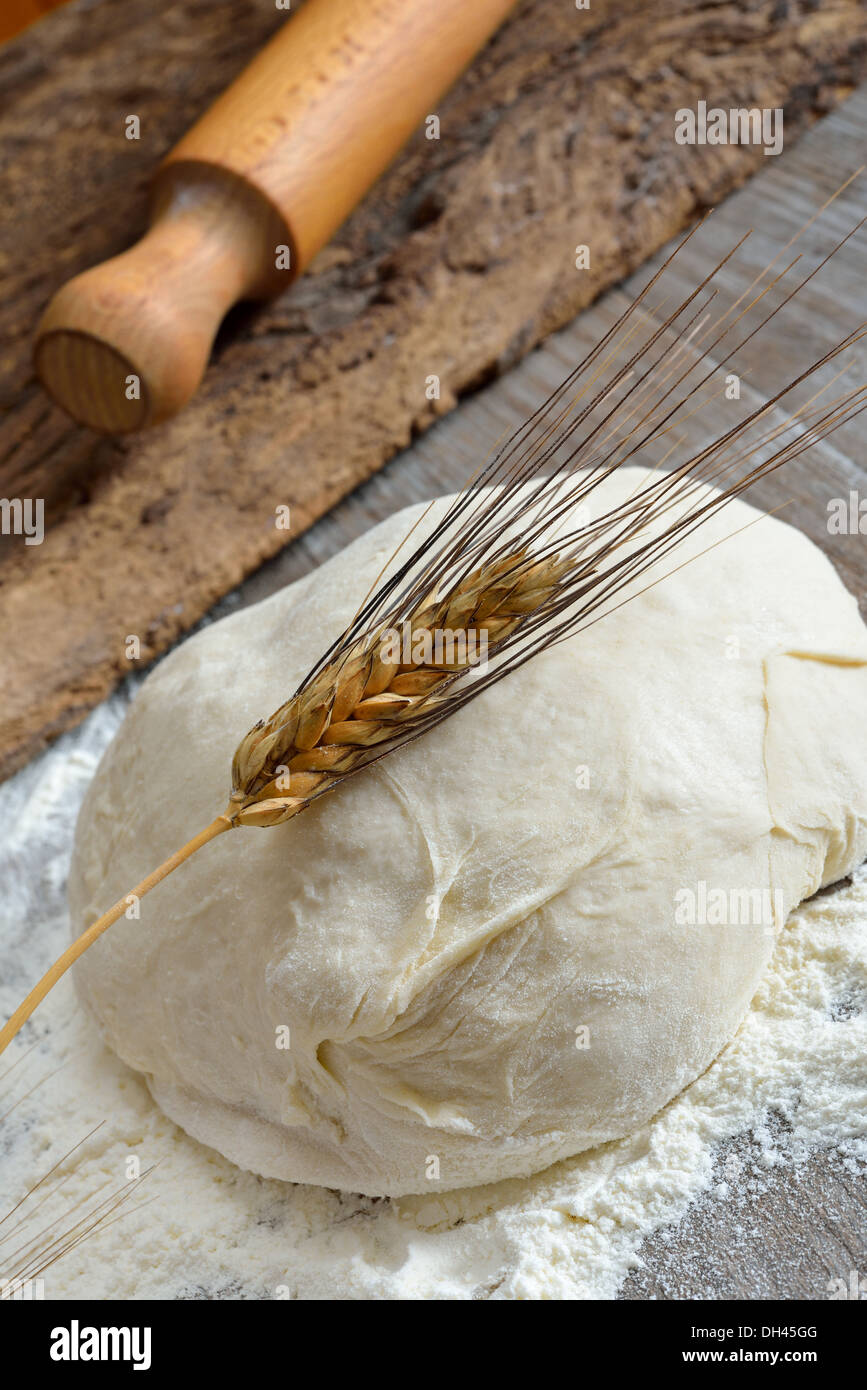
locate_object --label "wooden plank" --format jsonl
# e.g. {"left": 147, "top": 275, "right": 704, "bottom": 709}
{"left": 229, "top": 89, "right": 867, "bottom": 623}
{"left": 2, "top": 0, "right": 867, "bottom": 782}
{"left": 621, "top": 1142, "right": 867, "bottom": 1300}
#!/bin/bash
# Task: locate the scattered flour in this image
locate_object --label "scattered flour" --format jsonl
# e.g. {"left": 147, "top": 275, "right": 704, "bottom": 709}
{"left": 1, "top": 694, "right": 865, "bottom": 1299}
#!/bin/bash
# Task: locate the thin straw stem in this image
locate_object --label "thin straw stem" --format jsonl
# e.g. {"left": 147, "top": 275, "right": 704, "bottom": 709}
{"left": 0, "top": 816, "right": 232, "bottom": 1058}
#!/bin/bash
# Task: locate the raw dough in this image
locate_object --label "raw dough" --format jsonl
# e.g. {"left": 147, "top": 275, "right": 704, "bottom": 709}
{"left": 68, "top": 468, "right": 867, "bottom": 1195}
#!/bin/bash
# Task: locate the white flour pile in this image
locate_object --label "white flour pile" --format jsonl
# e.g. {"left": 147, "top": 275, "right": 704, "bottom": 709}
{"left": 1, "top": 692, "right": 865, "bottom": 1299}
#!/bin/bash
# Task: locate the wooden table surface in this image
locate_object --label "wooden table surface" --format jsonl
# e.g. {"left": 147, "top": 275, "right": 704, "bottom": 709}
{"left": 213, "top": 90, "right": 867, "bottom": 1299}
{"left": 3, "top": 0, "right": 866, "bottom": 785}
{"left": 227, "top": 89, "right": 867, "bottom": 622}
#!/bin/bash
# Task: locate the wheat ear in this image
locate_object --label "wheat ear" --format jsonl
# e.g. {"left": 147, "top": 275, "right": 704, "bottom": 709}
{"left": 228, "top": 549, "right": 570, "bottom": 827}
{"left": 2, "top": 201, "right": 865, "bottom": 1058}
{"left": 0, "top": 551, "right": 567, "bottom": 1055}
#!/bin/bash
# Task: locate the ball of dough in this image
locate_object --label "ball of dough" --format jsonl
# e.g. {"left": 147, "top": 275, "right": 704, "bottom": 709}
{"left": 69, "top": 468, "right": 867, "bottom": 1195}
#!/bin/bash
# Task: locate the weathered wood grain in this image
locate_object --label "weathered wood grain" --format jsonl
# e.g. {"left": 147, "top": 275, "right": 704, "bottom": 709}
{"left": 621, "top": 1139, "right": 867, "bottom": 1300}
{"left": 227, "top": 89, "right": 867, "bottom": 622}
{"left": 2, "top": 0, "right": 867, "bottom": 781}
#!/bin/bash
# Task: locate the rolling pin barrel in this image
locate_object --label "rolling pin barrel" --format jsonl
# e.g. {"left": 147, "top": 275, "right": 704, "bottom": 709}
{"left": 34, "top": 0, "right": 517, "bottom": 433}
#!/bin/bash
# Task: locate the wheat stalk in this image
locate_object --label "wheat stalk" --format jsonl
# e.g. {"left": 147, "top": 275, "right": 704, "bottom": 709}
{"left": 1, "top": 198, "right": 865, "bottom": 1058}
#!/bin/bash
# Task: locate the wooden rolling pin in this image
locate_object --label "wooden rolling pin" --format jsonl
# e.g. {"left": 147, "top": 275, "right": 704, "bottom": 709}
{"left": 34, "top": 0, "right": 518, "bottom": 433}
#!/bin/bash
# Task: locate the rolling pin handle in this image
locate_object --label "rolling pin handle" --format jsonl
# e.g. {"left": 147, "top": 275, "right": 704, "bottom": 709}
{"left": 34, "top": 0, "right": 519, "bottom": 431}
{"left": 34, "top": 167, "right": 291, "bottom": 433}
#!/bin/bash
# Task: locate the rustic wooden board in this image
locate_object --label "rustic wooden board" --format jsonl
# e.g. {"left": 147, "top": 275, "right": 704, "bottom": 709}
{"left": 209, "top": 90, "right": 866, "bottom": 1299}
{"left": 2, "top": 0, "right": 867, "bottom": 783}
{"left": 225, "top": 89, "right": 867, "bottom": 623}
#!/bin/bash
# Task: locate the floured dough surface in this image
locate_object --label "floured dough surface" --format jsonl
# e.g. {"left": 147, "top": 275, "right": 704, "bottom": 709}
{"left": 68, "top": 468, "right": 867, "bottom": 1195}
